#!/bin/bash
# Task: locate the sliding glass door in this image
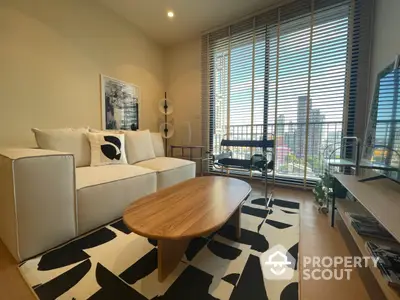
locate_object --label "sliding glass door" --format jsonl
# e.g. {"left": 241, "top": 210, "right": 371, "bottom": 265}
{"left": 203, "top": 0, "right": 372, "bottom": 186}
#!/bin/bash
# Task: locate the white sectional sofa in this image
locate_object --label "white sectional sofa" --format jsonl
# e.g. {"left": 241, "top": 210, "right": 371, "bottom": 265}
{"left": 0, "top": 129, "right": 195, "bottom": 262}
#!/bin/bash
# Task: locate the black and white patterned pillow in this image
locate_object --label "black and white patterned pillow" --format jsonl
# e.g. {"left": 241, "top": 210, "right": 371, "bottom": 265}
{"left": 87, "top": 132, "right": 127, "bottom": 166}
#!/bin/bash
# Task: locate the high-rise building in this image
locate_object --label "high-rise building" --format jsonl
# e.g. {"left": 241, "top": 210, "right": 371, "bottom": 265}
{"left": 284, "top": 130, "right": 297, "bottom": 153}
{"left": 308, "top": 109, "right": 325, "bottom": 157}
{"left": 296, "top": 96, "right": 308, "bottom": 157}
{"left": 297, "top": 96, "right": 307, "bottom": 124}
{"left": 295, "top": 96, "right": 325, "bottom": 158}
{"left": 277, "top": 114, "right": 285, "bottom": 137}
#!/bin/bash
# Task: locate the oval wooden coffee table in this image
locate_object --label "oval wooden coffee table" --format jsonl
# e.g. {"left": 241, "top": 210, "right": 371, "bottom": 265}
{"left": 123, "top": 176, "right": 251, "bottom": 282}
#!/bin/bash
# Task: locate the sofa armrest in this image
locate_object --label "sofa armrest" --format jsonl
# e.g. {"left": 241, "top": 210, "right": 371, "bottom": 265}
{"left": 0, "top": 148, "right": 77, "bottom": 261}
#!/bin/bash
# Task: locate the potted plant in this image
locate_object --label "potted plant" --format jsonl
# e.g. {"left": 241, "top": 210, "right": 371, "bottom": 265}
{"left": 313, "top": 171, "right": 347, "bottom": 213}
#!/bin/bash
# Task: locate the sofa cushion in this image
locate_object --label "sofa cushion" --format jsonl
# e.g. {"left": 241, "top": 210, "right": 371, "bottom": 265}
{"left": 151, "top": 133, "right": 165, "bottom": 157}
{"left": 32, "top": 127, "right": 90, "bottom": 167}
{"left": 134, "top": 157, "right": 195, "bottom": 190}
{"left": 76, "top": 165, "right": 157, "bottom": 234}
{"left": 86, "top": 132, "right": 128, "bottom": 166}
{"left": 125, "top": 130, "right": 156, "bottom": 164}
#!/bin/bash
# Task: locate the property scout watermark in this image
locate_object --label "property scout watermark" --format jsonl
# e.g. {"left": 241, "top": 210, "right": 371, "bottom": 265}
{"left": 260, "top": 245, "right": 380, "bottom": 281}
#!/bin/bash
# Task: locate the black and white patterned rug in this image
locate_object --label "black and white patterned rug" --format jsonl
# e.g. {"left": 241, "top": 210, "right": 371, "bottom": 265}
{"left": 19, "top": 197, "right": 300, "bottom": 300}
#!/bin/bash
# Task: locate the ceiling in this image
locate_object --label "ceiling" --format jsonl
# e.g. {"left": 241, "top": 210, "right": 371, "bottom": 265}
{"left": 99, "top": 0, "right": 278, "bottom": 46}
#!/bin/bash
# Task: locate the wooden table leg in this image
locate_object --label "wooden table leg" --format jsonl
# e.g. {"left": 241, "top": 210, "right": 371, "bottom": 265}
{"left": 232, "top": 204, "right": 242, "bottom": 240}
{"left": 157, "top": 239, "right": 190, "bottom": 282}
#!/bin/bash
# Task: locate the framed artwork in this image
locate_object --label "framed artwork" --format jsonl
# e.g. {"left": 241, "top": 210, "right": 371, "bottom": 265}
{"left": 101, "top": 74, "right": 140, "bottom": 130}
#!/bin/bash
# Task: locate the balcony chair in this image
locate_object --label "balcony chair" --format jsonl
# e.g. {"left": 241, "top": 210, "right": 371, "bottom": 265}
{"left": 212, "top": 138, "right": 275, "bottom": 207}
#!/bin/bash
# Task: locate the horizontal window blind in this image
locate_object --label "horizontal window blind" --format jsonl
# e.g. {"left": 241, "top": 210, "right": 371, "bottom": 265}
{"left": 364, "top": 65, "right": 400, "bottom": 171}
{"left": 201, "top": 0, "right": 373, "bottom": 186}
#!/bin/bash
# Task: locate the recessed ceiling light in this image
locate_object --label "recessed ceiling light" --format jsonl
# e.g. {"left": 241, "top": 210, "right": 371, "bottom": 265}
{"left": 167, "top": 11, "right": 174, "bottom": 18}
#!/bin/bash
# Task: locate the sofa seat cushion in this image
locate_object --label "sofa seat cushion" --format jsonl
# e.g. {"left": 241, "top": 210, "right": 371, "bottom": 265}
{"left": 76, "top": 165, "right": 157, "bottom": 234}
{"left": 134, "top": 157, "right": 195, "bottom": 190}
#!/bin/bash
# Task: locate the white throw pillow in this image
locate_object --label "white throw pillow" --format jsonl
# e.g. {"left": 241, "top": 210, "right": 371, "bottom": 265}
{"left": 32, "top": 127, "right": 91, "bottom": 167}
{"left": 151, "top": 132, "right": 165, "bottom": 157}
{"left": 125, "top": 130, "right": 156, "bottom": 164}
{"left": 86, "top": 132, "right": 127, "bottom": 166}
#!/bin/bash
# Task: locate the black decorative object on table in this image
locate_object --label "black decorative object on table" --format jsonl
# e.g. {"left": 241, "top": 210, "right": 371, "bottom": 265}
{"left": 130, "top": 123, "right": 138, "bottom": 131}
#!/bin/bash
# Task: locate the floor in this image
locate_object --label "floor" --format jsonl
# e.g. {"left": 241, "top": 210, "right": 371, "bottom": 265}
{"left": 0, "top": 185, "right": 371, "bottom": 300}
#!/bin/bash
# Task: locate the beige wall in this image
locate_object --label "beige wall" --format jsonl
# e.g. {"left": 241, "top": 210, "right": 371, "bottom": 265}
{"left": 165, "top": 38, "right": 202, "bottom": 149}
{"left": 0, "top": 0, "right": 164, "bottom": 147}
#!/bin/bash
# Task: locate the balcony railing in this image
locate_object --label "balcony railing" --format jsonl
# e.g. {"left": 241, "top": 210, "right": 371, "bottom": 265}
{"left": 212, "top": 121, "right": 344, "bottom": 180}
